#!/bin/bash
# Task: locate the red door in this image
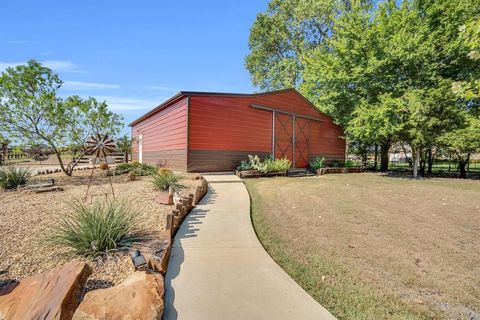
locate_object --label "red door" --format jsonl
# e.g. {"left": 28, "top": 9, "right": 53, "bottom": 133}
{"left": 274, "top": 113, "right": 293, "bottom": 163}
{"left": 294, "top": 117, "right": 310, "bottom": 168}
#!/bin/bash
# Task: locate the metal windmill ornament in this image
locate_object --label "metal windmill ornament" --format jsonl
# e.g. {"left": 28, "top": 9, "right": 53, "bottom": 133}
{"left": 84, "top": 133, "right": 116, "bottom": 202}
{"left": 85, "top": 133, "right": 116, "bottom": 157}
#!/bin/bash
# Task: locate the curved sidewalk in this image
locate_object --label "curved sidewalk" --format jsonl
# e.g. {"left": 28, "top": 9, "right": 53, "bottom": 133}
{"left": 164, "top": 174, "right": 335, "bottom": 320}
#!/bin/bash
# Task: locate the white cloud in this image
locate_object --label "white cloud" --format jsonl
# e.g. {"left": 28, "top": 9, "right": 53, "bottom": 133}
{"left": 0, "top": 60, "right": 83, "bottom": 73}
{"left": 63, "top": 81, "right": 121, "bottom": 90}
{"left": 146, "top": 86, "right": 179, "bottom": 92}
{"left": 43, "top": 60, "right": 83, "bottom": 73}
{"left": 96, "top": 96, "right": 162, "bottom": 111}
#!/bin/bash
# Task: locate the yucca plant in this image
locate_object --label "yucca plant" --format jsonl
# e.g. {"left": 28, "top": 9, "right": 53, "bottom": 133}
{"left": 0, "top": 166, "right": 32, "bottom": 189}
{"left": 48, "top": 199, "right": 141, "bottom": 256}
{"left": 152, "top": 170, "right": 182, "bottom": 191}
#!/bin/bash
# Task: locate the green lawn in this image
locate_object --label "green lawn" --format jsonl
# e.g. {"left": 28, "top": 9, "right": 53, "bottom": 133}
{"left": 245, "top": 174, "right": 480, "bottom": 320}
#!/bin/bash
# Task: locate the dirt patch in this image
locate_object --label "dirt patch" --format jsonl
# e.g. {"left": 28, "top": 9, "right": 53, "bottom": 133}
{"left": 245, "top": 173, "right": 480, "bottom": 319}
{"left": 0, "top": 170, "right": 199, "bottom": 291}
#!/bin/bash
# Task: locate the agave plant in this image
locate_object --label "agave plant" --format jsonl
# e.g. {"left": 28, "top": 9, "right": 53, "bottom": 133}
{"left": 0, "top": 166, "right": 32, "bottom": 189}
{"left": 48, "top": 199, "right": 141, "bottom": 256}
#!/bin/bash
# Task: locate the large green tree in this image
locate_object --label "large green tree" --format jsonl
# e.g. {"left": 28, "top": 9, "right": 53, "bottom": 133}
{"left": 245, "top": 0, "right": 352, "bottom": 91}
{"left": 247, "top": 0, "right": 480, "bottom": 177}
{"left": 0, "top": 60, "right": 123, "bottom": 176}
{"left": 302, "top": 0, "right": 431, "bottom": 171}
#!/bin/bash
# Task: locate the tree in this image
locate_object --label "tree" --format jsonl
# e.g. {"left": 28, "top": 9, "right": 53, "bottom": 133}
{"left": 302, "top": 0, "right": 429, "bottom": 171}
{"left": 116, "top": 134, "right": 132, "bottom": 163}
{"left": 0, "top": 60, "right": 123, "bottom": 176}
{"left": 440, "top": 115, "right": 480, "bottom": 178}
{"left": 245, "top": 0, "right": 350, "bottom": 91}
{"left": 0, "top": 135, "right": 9, "bottom": 165}
{"left": 247, "top": 0, "right": 480, "bottom": 178}
{"left": 347, "top": 95, "right": 405, "bottom": 171}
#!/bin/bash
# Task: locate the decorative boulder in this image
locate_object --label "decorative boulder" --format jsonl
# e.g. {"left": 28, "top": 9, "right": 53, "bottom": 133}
{"left": 155, "top": 191, "right": 173, "bottom": 205}
{"left": 0, "top": 261, "right": 92, "bottom": 320}
{"left": 73, "top": 271, "right": 164, "bottom": 320}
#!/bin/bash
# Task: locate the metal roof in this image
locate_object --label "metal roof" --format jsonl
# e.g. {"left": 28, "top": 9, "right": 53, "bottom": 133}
{"left": 128, "top": 88, "right": 308, "bottom": 126}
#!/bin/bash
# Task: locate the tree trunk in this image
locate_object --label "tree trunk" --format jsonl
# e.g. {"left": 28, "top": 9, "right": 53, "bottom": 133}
{"left": 401, "top": 143, "right": 412, "bottom": 168}
{"left": 458, "top": 153, "right": 470, "bottom": 179}
{"left": 427, "top": 148, "right": 434, "bottom": 175}
{"left": 380, "top": 141, "right": 390, "bottom": 171}
{"left": 419, "top": 149, "right": 426, "bottom": 176}
{"left": 459, "top": 161, "right": 467, "bottom": 179}
{"left": 54, "top": 149, "right": 72, "bottom": 176}
{"left": 124, "top": 151, "right": 129, "bottom": 163}
{"left": 413, "top": 146, "right": 421, "bottom": 178}
{"left": 374, "top": 144, "right": 379, "bottom": 171}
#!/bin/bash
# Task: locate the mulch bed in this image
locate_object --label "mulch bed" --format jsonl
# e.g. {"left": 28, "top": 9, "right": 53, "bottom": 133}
{"left": 0, "top": 169, "right": 200, "bottom": 292}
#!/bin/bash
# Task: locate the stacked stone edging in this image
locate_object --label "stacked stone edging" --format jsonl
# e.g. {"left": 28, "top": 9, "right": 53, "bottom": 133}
{"left": 35, "top": 165, "right": 95, "bottom": 176}
{"left": 145, "top": 176, "right": 208, "bottom": 274}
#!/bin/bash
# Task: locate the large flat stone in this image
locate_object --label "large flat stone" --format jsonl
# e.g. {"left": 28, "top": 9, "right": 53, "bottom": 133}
{"left": 0, "top": 261, "right": 92, "bottom": 320}
{"left": 73, "top": 271, "right": 164, "bottom": 320}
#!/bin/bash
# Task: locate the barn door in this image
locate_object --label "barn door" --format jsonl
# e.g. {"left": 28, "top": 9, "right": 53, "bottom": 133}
{"left": 294, "top": 117, "right": 310, "bottom": 168}
{"left": 274, "top": 113, "right": 293, "bottom": 163}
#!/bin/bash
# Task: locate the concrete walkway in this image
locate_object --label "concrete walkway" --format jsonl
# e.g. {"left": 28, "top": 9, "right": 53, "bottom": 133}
{"left": 164, "top": 174, "right": 335, "bottom": 320}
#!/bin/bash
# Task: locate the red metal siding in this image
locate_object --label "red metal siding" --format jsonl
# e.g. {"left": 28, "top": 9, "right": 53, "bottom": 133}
{"left": 188, "top": 90, "right": 345, "bottom": 171}
{"left": 189, "top": 96, "right": 272, "bottom": 152}
{"left": 130, "top": 89, "right": 345, "bottom": 172}
{"left": 131, "top": 97, "right": 188, "bottom": 169}
{"left": 309, "top": 119, "right": 345, "bottom": 162}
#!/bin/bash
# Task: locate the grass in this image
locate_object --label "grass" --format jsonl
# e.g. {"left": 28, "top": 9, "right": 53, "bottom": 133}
{"left": 48, "top": 198, "right": 141, "bottom": 257}
{"left": 152, "top": 169, "right": 183, "bottom": 191}
{"left": 0, "top": 166, "right": 31, "bottom": 189}
{"left": 245, "top": 174, "right": 480, "bottom": 319}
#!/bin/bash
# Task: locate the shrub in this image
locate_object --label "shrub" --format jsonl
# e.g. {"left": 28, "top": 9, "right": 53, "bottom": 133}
{"left": 0, "top": 167, "right": 32, "bottom": 189}
{"left": 309, "top": 157, "right": 325, "bottom": 170}
{"left": 48, "top": 199, "right": 140, "bottom": 256}
{"left": 114, "top": 162, "right": 156, "bottom": 176}
{"left": 152, "top": 170, "right": 182, "bottom": 191}
{"left": 127, "top": 171, "right": 137, "bottom": 181}
{"left": 345, "top": 160, "right": 355, "bottom": 168}
{"left": 263, "top": 157, "right": 291, "bottom": 172}
{"left": 237, "top": 155, "right": 268, "bottom": 172}
{"left": 237, "top": 159, "right": 253, "bottom": 171}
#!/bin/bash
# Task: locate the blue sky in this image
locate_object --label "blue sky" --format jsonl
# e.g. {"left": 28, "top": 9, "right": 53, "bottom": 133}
{"left": 1, "top": 0, "right": 268, "bottom": 134}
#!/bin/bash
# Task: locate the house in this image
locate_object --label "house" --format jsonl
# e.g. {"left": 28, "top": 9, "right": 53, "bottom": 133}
{"left": 129, "top": 89, "right": 345, "bottom": 172}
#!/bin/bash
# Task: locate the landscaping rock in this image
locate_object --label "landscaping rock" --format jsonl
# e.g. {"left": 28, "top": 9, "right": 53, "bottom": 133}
{"left": 0, "top": 261, "right": 92, "bottom": 320}
{"left": 73, "top": 271, "right": 164, "bottom": 320}
{"left": 155, "top": 191, "right": 173, "bottom": 205}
